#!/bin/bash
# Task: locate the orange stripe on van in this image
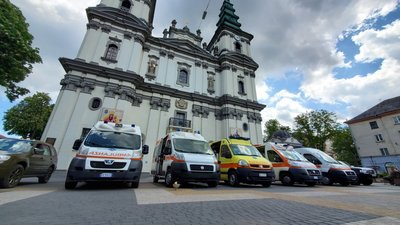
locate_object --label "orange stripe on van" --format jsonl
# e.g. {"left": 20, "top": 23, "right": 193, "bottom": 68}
{"left": 164, "top": 155, "right": 185, "bottom": 163}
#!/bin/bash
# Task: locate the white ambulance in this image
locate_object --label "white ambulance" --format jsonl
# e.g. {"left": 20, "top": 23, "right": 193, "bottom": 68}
{"left": 295, "top": 147, "right": 358, "bottom": 186}
{"left": 151, "top": 132, "right": 219, "bottom": 187}
{"left": 65, "top": 121, "right": 149, "bottom": 189}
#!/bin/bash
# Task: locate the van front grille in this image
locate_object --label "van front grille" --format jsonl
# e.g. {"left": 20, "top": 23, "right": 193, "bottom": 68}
{"left": 190, "top": 164, "right": 214, "bottom": 172}
{"left": 307, "top": 169, "right": 321, "bottom": 175}
{"left": 250, "top": 164, "right": 270, "bottom": 169}
{"left": 90, "top": 161, "right": 126, "bottom": 169}
{"left": 345, "top": 171, "right": 356, "bottom": 176}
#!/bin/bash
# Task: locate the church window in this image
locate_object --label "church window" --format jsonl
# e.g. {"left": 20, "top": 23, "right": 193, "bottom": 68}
{"left": 179, "top": 70, "right": 188, "bottom": 84}
{"left": 177, "top": 69, "right": 189, "bottom": 86}
{"left": 104, "top": 44, "right": 118, "bottom": 61}
{"left": 176, "top": 62, "right": 191, "bottom": 87}
{"left": 120, "top": 0, "right": 132, "bottom": 11}
{"left": 89, "top": 97, "right": 102, "bottom": 110}
{"left": 238, "top": 80, "right": 245, "bottom": 94}
{"left": 235, "top": 41, "right": 242, "bottom": 53}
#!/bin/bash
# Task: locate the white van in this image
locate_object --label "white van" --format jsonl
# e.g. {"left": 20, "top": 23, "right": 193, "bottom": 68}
{"left": 295, "top": 147, "right": 358, "bottom": 186}
{"left": 257, "top": 143, "right": 322, "bottom": 186}
{"left": 65, "top": 121, "right": 149, "bottom": 189}
{"left": 151, "top": 132, "right": 219, "bottom": 187}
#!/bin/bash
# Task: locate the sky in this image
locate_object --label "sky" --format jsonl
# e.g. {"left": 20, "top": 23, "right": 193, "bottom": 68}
{"left": 1, "top": 0, "right": 400, "bottom": 137}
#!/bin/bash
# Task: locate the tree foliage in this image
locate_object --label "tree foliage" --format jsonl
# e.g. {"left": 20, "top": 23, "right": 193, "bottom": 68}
{"left": 3, "top": 92, "right": 53, "bottom": 139}
{"left": 292, "top": 109, "right": 339, "bottom": 150}
{"left": 263, "top": 119, "right": 291, "bottom": 141}
{"left": 0, "top": 0, "right": 42, "bottom": 101}
{"left": 331, "top": 126, "right": 360, "bottom": 166}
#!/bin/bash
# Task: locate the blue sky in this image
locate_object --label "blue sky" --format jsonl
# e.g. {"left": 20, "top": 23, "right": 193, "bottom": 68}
{"left": 1, "top": 0, "right": 400, "bottom": 137}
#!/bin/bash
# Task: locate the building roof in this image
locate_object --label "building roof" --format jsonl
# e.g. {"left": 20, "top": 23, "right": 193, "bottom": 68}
{"left": 346, "top": 96, "right": 400, "bottom": 124}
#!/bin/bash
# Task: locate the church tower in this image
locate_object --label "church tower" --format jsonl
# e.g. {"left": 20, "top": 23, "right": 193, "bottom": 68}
{"left": 42, "top": 0, "right": 265, "bottom": 172}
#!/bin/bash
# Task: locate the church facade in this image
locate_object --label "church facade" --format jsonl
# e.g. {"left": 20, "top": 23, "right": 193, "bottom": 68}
{"left": 41, "top": 0, "right": 266, "bottom": 171}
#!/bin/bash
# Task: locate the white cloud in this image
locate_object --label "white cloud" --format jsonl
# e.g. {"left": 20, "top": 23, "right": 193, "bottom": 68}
{"left": 260, "top": 89, "right": 310, "bottom": 129}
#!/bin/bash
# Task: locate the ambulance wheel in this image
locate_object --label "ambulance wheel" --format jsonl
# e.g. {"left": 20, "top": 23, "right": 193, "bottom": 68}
{"left": 262, "top": 181, "right": 271, "bottom": 187}
{"left": 153, "top": 176, "right": 159, "bottom": 183}
{"left": 340, "top": 182, "right": 349, "bottom": 186}
{"left": 321, "top": 176, "right": 333, "bottom": 185}
{"left": 130, "top": 181, "right": 139, "bottom": 188}
{"left": 362, "top": 178, "right": 373, "bottom": 186}
{"left": 228, "top": 171, "right": 239, "bottom": 187}
{"left": 207, "top": 181, "right": 218, "bottom": 187}
{"left": 165, "top": 170, "right": 175, "bottom": 188}
{"left": 65, "top": 180, "right": 77, "bottom": 190}
{"left": 306, "top": 182, "right": 316, "bottom": 187}
{"left": 281, "top": 174, "right": 294, "bottom": 186}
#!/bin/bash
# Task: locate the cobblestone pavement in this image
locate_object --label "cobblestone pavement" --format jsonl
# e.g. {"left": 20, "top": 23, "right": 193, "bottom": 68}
{"left": 0, "top": 171, "right": 399, "bottom": 225}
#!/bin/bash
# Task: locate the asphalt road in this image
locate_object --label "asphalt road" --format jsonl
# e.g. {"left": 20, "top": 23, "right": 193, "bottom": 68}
{"left": 0, "top": 171, "right": 399, "bottom": 225}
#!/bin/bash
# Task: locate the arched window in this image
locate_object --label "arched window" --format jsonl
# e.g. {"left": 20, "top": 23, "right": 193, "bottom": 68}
{"left": 89, "top": 97, "right": 102, "bottom": 110}
{"left": 238, "top": 80, "right": 245, "bottom": 94}
{"left": 105, "top": 44, "right": 118, "bottom": 61}
{"left": 178, "top": 69, "right": 188, "bottom": 85}
{"left": 121, "top": 0, "right": 131, "bottom": 11}
{"left": 235, "top": 42, "right": 242, "bottom": 53}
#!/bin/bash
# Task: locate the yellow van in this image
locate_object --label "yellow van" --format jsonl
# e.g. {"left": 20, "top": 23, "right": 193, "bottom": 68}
{"left": 210, "top": 136, "right": 275, "bottom": 187}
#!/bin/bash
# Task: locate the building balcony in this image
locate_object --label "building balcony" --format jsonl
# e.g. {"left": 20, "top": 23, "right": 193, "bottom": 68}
{"left": 167, "top": 117, "right": 192, "bottom": 133}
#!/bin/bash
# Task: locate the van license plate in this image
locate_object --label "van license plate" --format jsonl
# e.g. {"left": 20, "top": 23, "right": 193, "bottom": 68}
{"left": 313, "top": 176, "right": 318, "bottom": 179}
{"left": 100, "top": 173, "right": 112, "bottom": 178}
{"left": 259, "top": 173, "right": 267, "bottom": 177}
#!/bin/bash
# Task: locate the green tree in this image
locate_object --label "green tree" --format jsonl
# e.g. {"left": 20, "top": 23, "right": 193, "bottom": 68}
{"left": 293, "top": 109, "right": 339, "bottom": 150}
{"left": 263, "top": 119, "right": 291, "bottom": 141}
{"left": 0, "top": 0, "right": 42, "bottom": 101}
{"left": 3, "top": 92, "right": 53, "bottom": 139}
{"left": 331, "top": 126, "right": 360, "bottom": 166}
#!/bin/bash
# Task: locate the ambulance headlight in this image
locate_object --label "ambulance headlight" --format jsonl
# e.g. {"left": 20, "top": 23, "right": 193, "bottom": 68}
{"left": 0, "top": 155, "right": 11, "bottom": 164}
{"left": 289, "top": 161, "right": 301, "bottom": 167}
{"left": 238, "top": 160, "right": 249, "bottom": 166}
{"left": 175, "top": 153, "right": 185, "bottom": 161}
{"left": 132, "top": 151, "right": 142, "bottom": 158}
{"left": 79, "top": 148, "right": 89, "bottom": 155}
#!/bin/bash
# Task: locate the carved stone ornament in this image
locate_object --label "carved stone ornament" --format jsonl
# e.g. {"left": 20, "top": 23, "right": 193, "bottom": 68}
{"left": 175, "top": 99, "right": 188, "bottom": 110}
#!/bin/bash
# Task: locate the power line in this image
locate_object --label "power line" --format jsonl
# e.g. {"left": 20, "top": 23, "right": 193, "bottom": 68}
{"left": 198, "top": 0, "right": 212, "bottom": 30}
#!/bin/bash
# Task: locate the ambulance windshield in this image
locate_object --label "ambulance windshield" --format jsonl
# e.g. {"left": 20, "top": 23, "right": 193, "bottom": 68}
{"left": 173, "top": 139, "right": 214, "bottom": 155}
{"left": 230, "top": 144, "right": 262, "bottom": 157}
{"left": 84, "top": 130, "right": 141, "bottom": 150}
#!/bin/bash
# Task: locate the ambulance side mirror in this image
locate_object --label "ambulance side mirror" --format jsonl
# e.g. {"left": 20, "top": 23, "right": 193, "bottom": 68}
{"left": 164, "top": 147, "right": 172, "bottom": 155}
{"left": 142, "top": 145, "right": 149, "bottom": 155}
{"left": 72, "top": 139, "right": 83, "bottom": 151}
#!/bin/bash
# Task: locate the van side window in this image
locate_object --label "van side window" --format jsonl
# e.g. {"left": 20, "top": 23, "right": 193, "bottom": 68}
{"left": 220, "top": 145, "right": 232, "bottom": 158}
{"left": 162, "top": 140, "right": 172, "bottom": 155}
{"left": 303, "top": 154, "right": 321, "bottom": 165}
{"left": 267, "top": 150, "right": 282, "bottom": 162}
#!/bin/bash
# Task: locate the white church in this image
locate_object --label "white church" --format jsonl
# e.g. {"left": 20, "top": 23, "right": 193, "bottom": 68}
{"left": 41, "top": 0, "right": 266, "bottom": 172}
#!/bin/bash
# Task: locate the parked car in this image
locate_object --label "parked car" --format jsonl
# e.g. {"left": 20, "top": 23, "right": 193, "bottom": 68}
{"left": 0, "top": 138, "right": 58, "bottom": 188}
{"left": 338, "top": 161, "right": 375, "bottom": 185}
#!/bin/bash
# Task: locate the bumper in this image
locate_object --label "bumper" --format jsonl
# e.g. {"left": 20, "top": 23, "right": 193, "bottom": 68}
{"left": 66, "top": 157, "right": 142, "bottom": 182}
{"left": 171, "top": 162, "right": 219, "bottom": 183}
{"left": 358, "top": 173, "right": 373, "bottom": 183}
{"left": 290, "top": 168, "right": 322, "bottom": 183}
{"left": 237, "top": 168, "right": 275, "bottom": 184}
{"left": 329, "top": 170, "right": 358, "bottom": 184}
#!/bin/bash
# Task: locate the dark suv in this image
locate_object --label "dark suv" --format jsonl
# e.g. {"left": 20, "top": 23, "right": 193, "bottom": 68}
{"left": 0, "top": 138, "right": 58, "bottom": 188}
